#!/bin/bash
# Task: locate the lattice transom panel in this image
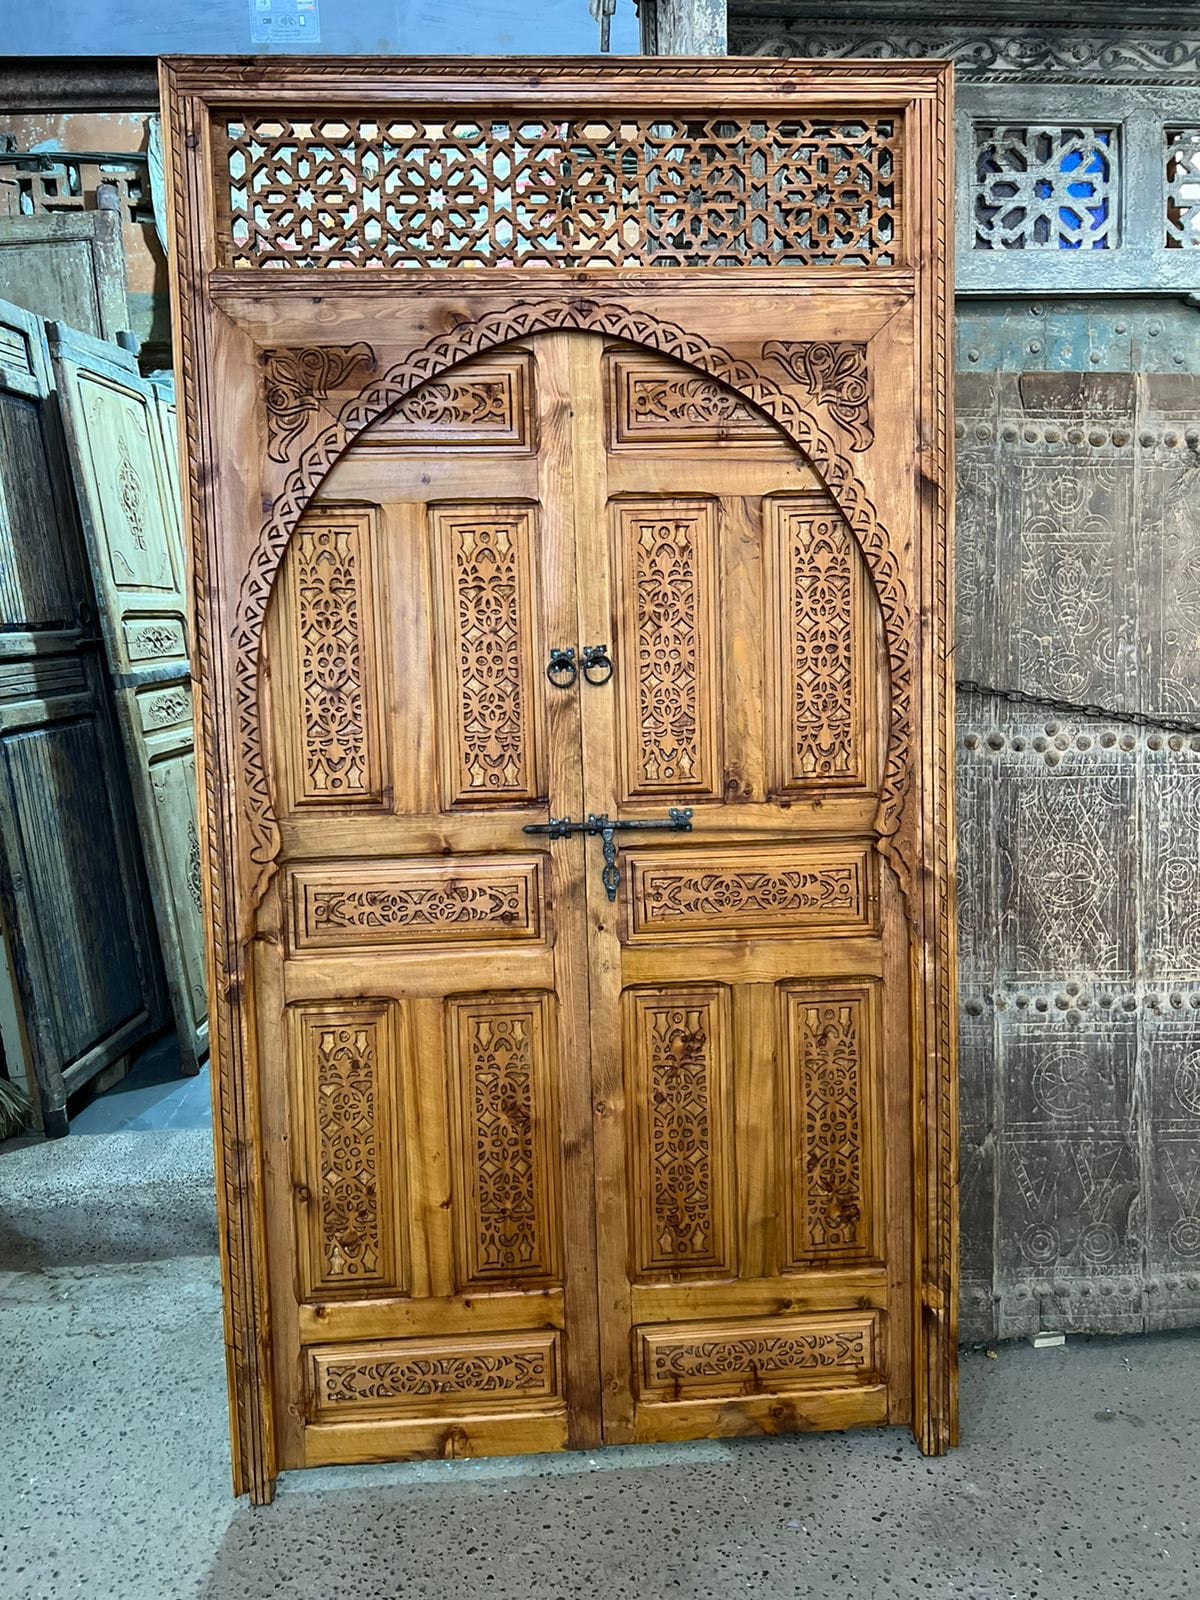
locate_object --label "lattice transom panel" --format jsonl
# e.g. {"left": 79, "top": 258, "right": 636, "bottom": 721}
{"left": 218, "top": 114, "right": 900, "bottom": 268}
{"left": 1166, "top": 128, "right": 1200, "bottom": 248}
{"left": 973, "top": 125, "right": 1117, "bottom": 251}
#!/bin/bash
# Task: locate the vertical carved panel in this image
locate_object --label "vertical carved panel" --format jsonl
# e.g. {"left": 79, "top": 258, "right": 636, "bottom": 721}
{"left": 285, "top": 508, "right": 384, "bottom": 807}
{"left": 767, "top": 498, "right": 870, "bottom": 791}
{"left": 780, "top": 984, "right": 880, "bottom": 1266}
{"left": 292, "top": 1002, "right": 406, "bottom": 1299}
{"left": 615, "top": 500, "right": 721, "bottom": 800}
{"left": 627, "top": 986, "right": 733, "bottom": 1277}
{"left": 431, "top": 505, "right": 541, "bottom": 807}
{"left": 449, "top": 994, "right": 561, "bottom": 1287}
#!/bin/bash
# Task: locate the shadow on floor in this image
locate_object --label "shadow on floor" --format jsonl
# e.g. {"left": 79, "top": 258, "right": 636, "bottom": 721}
{"left": 69, "top": 1031, "right": 212, "bottom": 1135}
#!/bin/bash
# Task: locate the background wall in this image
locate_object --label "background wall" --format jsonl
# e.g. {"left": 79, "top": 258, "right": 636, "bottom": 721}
{"left": 731, "top": 2, "right": 1200, "bottom": 1342}
{"left": 5, "top": 0, "right": 639, "bottom": 56}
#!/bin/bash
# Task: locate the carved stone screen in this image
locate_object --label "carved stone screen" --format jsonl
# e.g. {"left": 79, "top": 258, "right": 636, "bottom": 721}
{"left": 163, "top": 58, "right": 955, "bottom": 1503}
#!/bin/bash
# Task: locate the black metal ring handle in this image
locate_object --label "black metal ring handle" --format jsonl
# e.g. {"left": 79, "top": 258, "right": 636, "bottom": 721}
{"left": 582, "top": 644, "right": 614, "bottom": 686}
{"left": 546, "top": 647, "right": 578, "bottom": 688}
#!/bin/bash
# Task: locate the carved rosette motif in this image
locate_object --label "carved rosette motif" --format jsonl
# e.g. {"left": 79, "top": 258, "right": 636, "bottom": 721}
{"left": 764, "top": 341, "right": 873, "bottom": 452}
{"left": 631, "top": 990, "right": 730, "bottom": 1274}
{"left": 116, "top": 434, "right": 148, "bottom": 550}
{"left": 621, "top": 503, "right": 718, "bottom": 796}
{"left": 453, "top": 999, "right": 558, "bottom": 1284}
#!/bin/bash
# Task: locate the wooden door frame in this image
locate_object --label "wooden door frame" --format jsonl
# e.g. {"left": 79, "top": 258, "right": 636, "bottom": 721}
{"left": 162, "top": 56, "right": 957, "bottom": 1502}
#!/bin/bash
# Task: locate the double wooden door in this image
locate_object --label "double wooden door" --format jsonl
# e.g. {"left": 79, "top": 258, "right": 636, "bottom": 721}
{"left": 260, "top": 331, "right": 909, "bottom": 1468}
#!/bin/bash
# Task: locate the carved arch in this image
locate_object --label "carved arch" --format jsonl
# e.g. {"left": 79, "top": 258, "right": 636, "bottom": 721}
{"left": 237, "top": 301, "right": 914, "bottom": 903}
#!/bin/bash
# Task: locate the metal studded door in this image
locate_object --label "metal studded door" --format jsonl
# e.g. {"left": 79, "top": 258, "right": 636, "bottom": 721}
{"left": 163, "top": 57, "right": 956, "bottom": 1501}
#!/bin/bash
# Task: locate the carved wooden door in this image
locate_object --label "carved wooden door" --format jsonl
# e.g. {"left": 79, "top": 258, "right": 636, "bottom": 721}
{"left": 0, "top": 296, "right": 163, "bottom": 1135}
{"left": 50, "top": 323, "right": 208, "bottom": 1077}
{"left": 164, "top": 58, "right": 956, "bottom": 1502}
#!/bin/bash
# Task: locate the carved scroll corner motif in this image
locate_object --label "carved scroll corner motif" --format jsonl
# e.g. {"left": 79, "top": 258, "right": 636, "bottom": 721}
{"left": 260, "top": 341, "right": 377, "bottom": 464}
{"left": 762, "top": 340, "right": 873, "bottom": 452}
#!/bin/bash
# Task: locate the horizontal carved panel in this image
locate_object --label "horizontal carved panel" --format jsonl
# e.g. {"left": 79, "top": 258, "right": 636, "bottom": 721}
{"left": 606, "top": 352, "right": 778, "bottom": 448}
{"left": 307, "top": 1331, "right": 560, "bottom": 1420}
{"left": 283, "top": 508, "right": 385, "bottom": 808}
{"left": 431, "top": 503, "right": 542, "bottom": 807}
{"left": 361, "top": 352, "right": 534, "bottom": 450}
{"left": 122, "top": 614, "right": 188, "bottom": 663}
{"left": 290, "top": 1001, "right": 407, "bottom": 1300}
{"left": 628, "top": 843, "right": 876, "bottom": 940}
{"left": 767, "top": 497, "right": 872, "bottom": 791}
{"left": 626, "top": 986, "right": 734, "bottom": 1279}
{"left": 136, "top": 681, "right": 192, "bottom": 734}
{"left": 449, "top": 994, "right": 562, "bottom": 1288}
{"left": 780, "top": 983, "right": 881, "bottom": 1266}
{"left": 289, "top": 858, "right": 544, "bottom": 952}
{"left": 616, "top": 499, "right": 722, "bottom": 800}
{"left": 218, "top": 114, "right": 900, "bottom": 270}
{"left": 638, "top": 1311, "right": 878, "bottom": 1396}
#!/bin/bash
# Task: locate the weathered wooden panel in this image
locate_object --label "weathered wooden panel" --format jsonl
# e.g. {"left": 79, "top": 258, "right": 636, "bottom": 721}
{"left": 50, "top": 323, "right": 207, "bottom": 1077}
{"left": 0, "top": 297, "right": 162, "bottom": 1136}
{"left": 955, "top": 323, "right": 1200, "bottom": 1340}
{"left": 0, "top": 211, "right": 129, "bottom": 342}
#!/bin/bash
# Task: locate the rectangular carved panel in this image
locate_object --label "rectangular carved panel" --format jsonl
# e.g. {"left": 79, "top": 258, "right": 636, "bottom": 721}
{"left": 284, "top": 508, "right": 384, "bottom": 807}
{"left": 448, "top": 994, "right": 561, "bottom": 1288}
{"left": 637, "top": 1311, "right": 878, "bottom": 1397}
{"left": 307, "top": 1331, "right": 560, "bottom": 1420}
{"left": 361, "top": 352, "right": 534, "bottom": 450}
{"left": 291, "top": 1002, "right": 407, "bottom": 1300}
{"left": 289, "top": 857, "right": 544, "bottom": 953}
{"left": 767, "top": 497, "right": 871, "bottom": 790}
{"left": 629, "top": 843, "right": 876, "bottom": 940}
{"left": 615, "top": 499, "right": 721, "bottom": 800}
{"left": 431, "top": 504, "right": 542, "bottom": 807}
{"left": 626, "top": 986, "right": 733, "bottom": 1279}
{"left": 606, "top": 352, "right": 777, "bottom": 448}
{"left": 779, "top": 983, "right": 881, "bottom": 1267}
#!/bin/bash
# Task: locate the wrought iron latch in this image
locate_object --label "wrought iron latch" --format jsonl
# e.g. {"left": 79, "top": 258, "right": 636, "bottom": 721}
{"left": 523, "top": 808, "right": 692, "bottom": 901}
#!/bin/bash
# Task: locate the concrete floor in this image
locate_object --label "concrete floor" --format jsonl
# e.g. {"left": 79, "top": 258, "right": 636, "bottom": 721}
{"left": 1, "top": 1128, "right": 1198, "bottom": 1600}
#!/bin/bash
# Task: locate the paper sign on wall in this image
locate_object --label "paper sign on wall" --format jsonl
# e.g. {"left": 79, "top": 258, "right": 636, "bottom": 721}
{"left": 250, "top": 0, "right": 321, "bottom": 44}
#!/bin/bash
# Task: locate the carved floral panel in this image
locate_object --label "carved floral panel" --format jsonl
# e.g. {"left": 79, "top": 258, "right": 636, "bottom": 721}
{"left": 626, "top": 986, "right": 733, "bottom": 1278}
{"left": 616, "top": 500, "right": 721, "bottom": 801}
{"left": 291, "top": 1001, "right": 407, "bottom": 1300}
{"left": 308, "top": 1331, "right": 559, "bottom": 1418}
{"left": 431, "top": 504, "right": 542, "bottom": 807}
{"left": 449, "top": 994, "right": 561, "bottom": 1287}
{"left": 637, "top": 1311, "right": 878, "bottom": 1394}
{"left": 780, "top": 983, "right": 880, "bottom": 1266}
{"left": 283, "top": 508, "right": 385, "bottom": 808}
{"left": 767, "top": 497, "right": 871, "bottom": 791}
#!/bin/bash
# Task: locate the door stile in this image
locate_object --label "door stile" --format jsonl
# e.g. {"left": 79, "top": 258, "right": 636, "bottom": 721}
{"left": 536, "top": 334, "right": 604, "bottom": 1449}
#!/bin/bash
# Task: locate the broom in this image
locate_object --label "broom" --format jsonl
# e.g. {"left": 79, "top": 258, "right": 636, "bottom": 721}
{"left": 0, "top": 1076, "right": 32, "bottom": 1140}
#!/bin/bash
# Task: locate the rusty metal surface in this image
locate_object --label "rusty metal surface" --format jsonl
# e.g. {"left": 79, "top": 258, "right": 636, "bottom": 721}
{"left": 955, "top": 304, "right": 1200, "bottom": 1339}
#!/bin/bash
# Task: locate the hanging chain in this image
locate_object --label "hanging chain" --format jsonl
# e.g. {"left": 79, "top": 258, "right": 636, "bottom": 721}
{"left": 956, "top": 679, "right": 1200, "bottom": 737}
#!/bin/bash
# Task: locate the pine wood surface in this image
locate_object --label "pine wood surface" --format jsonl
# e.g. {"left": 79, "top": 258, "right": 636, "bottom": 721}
{"left": 161, "top": 57, "right": 956, "bottom": 1501}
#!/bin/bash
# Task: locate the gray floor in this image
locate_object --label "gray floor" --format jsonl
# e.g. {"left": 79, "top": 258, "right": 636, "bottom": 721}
{"left": 1, "top": 1129, "right": 1198, "bottom": 1600}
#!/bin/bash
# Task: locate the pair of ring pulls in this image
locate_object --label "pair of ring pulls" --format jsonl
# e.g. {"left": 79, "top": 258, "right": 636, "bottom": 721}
{"left": 531, "top": 641, "right": 689, "bottom": 898}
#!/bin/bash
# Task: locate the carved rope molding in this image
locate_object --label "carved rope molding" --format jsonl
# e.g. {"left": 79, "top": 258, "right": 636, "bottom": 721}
{"left": 232, "top": 303, "right": 915, "bottom": 910}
